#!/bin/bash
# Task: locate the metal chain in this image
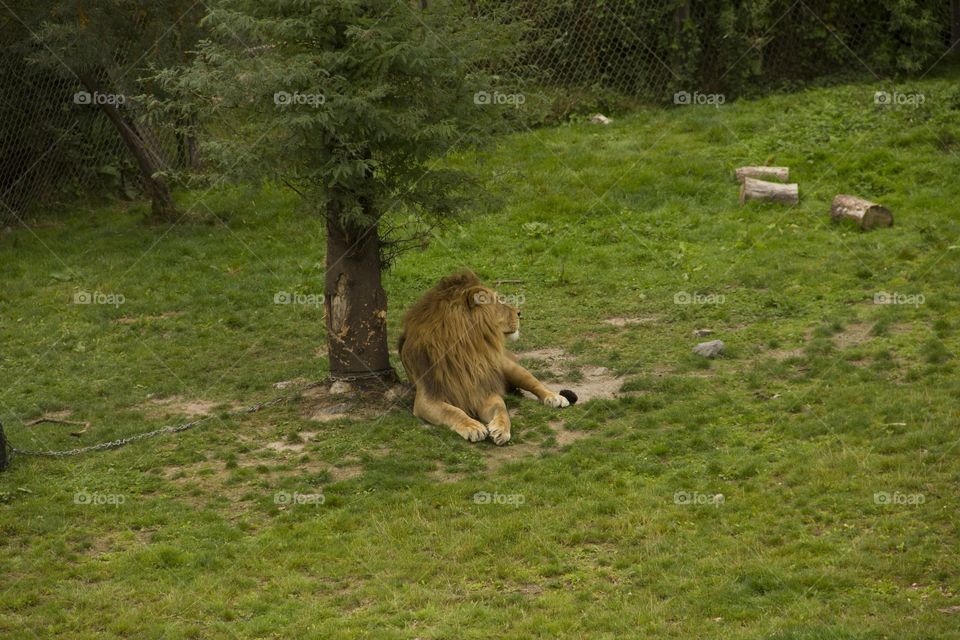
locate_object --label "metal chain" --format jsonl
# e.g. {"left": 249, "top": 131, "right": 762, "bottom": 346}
{"left": 328, "top": 368, "right": 397, "bottom": 383}
{"left": 7, "top": 381, "right": 324, "bottom": 459}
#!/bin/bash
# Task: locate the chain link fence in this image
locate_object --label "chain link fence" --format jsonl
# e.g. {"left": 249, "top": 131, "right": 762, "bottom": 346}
{"left": 513, "top": 0, "right": 957, "bottom": 100}
{"left": 0, "top": 5, "right": 191, "bottom": 225}
{"left": 2, "top": 0, "right": 957, "bottom": 220}
{"left": 0, "top": 50, "right": 130, "bottom": 224}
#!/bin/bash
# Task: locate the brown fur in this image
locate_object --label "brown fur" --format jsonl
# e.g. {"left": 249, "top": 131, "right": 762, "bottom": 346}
{"left": 399, "top": 271, "right": 514, "bottom": 415}
{"left": 399, "top": 270, "right": 569, "bottom": 444}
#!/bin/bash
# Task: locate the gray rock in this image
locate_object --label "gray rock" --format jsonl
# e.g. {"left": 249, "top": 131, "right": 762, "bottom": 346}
{"left": 693, "top": 328, "right": 713, "bottom": 337}
{"left": 693, "top": 339, "right": 725, "bottom": 358}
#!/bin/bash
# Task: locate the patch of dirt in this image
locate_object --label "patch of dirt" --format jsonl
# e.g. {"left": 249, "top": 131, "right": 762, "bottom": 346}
{"left": 516, "top": 347, "right": 569, "bottom": 361}
{"left": 428, "top": 468, "right": 471, "bottom": 483}
{"left": 273, "top": 377, "right": 309, "bottom": 390}
{"left": 553, "top": 420, "right": 593, "bottom": 446}
{"left": 833, "top": 322, "right": 873, "bottom": 349}
{"left": 300, "top": 383, "right": 411, "bottom": 424}
{"left": 765, "top": 346, "right": 806, "bottom": 360}
{"left": 328, "top": 465, "right": 364, "bottom": 482}
{"left": 758, "top": 321, "right": 911, "bottom": 363}
{"left": 603, "top": 316, "right": 660, "bottom": 327}
{"left": 515, "top": 348, "right": 623, "bottom": 402}
{"left": 144, "top": 395, "right": 240, "bottom": 418}
{"left": 264, "top": 431, "right": 318, "bottom": 453}
{"left": 35, "top": 409, "right": 74, "bottom": 420}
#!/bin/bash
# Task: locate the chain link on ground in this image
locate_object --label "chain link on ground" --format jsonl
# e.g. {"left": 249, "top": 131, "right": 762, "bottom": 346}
{"left": 6, "top": 380, "right": 325, "bottom": 459}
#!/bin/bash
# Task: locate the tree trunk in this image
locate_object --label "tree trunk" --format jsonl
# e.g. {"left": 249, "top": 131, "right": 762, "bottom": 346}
{"left": 323, "top": 201, "right": 395, "bottom": 387}
{"left": 830, "top": 194, "right": 893, "bottom": 230}
{"left": 78, "top": 72, "right": 178, "bottom": 223}
{"left": 176, "top": 116, "right": 202, "bottom": 170}
{"left": 739, "top": 177, "right": 799, "bottom": 205}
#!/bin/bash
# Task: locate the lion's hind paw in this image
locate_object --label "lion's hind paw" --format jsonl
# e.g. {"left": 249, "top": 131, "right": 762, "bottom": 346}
{"left": 543, "top": 393, "right": 570, "bottom": 409}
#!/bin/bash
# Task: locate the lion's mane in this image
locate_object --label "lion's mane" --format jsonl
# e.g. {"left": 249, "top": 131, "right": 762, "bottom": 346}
{"left": 398, "top": 271, "right": 506, "bottom": 415}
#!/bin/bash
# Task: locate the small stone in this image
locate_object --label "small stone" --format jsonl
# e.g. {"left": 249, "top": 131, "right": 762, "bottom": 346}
{"left": 693, "top": 339, "right": 725, "bottom": 358}
{"left": 589, "top": 113, "right": 612, "bottom": 125}
{"left": 693, "top": 328, "right": 713, "bottom": 337}
{"left": 329, "top": 380, "right": 353, "bottom": 395}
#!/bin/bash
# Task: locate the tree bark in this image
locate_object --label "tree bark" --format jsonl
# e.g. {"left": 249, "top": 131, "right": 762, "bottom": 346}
{"left": 176, "top": 116, "right": 202, "bottom": 170}
{"left": 830, "top": 194, "right": 893, "bottom": 230}
{"left": 735, "top": 166, "right": 789, "bottom": 183}
{"left": 78, "top": 72, "right": 178, "bottom": 222}
{"left": 739, "top": 177, "right": 799, "bottom": 205}
{"left": 323, "top": 200, "right": 395, "bottom": 387}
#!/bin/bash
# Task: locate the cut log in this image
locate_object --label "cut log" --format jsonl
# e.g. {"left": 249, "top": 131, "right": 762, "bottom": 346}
{"left": 735, "top": 166, "right": 790, "bottom": 183}
{"left": 739, "top": 177, "right": 799, "bottom": 205}
{"left": 830, "top": 195, "right": 893, "bottom": 230}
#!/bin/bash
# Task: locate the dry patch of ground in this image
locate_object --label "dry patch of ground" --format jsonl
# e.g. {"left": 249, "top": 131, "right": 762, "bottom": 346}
{"left": 298, "top": 383, "right": 412, "bottom": 423}
{"left": 515, "top": 348, "right": 623, "bottom": 402}
{"left": 144, "top": 395, "right": 244, "bottom": 418}
{"left": 761, "top": 322, "right": 911, "bottom": 361}
{"left": 603, "top": 316, "right": 660, "bottom": 328}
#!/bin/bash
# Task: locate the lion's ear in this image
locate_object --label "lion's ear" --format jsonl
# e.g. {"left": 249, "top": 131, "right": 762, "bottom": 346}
{"left": 465, "top": 286, "right": 488, "bottom": 308}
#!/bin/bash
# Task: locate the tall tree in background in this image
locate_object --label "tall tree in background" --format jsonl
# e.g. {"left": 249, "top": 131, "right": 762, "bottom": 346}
{"left": 26, "top": 1, "right": 203, "bottom": 222}
{"left": 163, "top": 0, "right": 523, "bottom": 385}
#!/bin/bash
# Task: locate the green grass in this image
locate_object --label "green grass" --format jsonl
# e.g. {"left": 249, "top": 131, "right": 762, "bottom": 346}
{"left": 3, "top": 68, "right": 960, "bottom": 638}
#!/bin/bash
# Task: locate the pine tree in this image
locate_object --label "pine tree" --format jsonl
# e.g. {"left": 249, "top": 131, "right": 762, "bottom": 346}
{"left": 164, "top": 0, "right": 523, "bottom": 385}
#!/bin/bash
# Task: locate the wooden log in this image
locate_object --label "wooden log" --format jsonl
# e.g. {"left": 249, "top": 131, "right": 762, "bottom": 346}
{"left": 830, "top": 195, "right": 893, "bottom": 230}
{"left": 739, "top": 177, "right": 799, "bottom": 205}
{"left": 735, "top": 166, "right": 790, "bottom": 183}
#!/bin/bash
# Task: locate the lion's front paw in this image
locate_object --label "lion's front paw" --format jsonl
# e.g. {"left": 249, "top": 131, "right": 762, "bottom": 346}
{"left": 487, "top": 415, "right": 511, "bottom": 446}
{"left": 455, "top": 419, "right": 489, "bottom": 442}
{"left": 543, "top": 393, "right": 570, "bottom": 409}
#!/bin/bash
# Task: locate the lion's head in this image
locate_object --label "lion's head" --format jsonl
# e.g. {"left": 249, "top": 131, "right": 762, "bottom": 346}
{"left": 398, "top": 271, "right": 520, "bottom": 414}
{"left": 467, "top": 285, "right": 521, "bottom": 342}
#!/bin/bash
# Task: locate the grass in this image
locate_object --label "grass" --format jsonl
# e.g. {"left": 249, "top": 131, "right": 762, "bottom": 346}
{"left": 2, "top": 66, "right": 960, "bottom": 638}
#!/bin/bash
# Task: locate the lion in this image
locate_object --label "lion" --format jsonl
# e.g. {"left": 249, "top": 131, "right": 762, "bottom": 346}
{"left": 398, "top": 270, "right": 576, "bottom": 445}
